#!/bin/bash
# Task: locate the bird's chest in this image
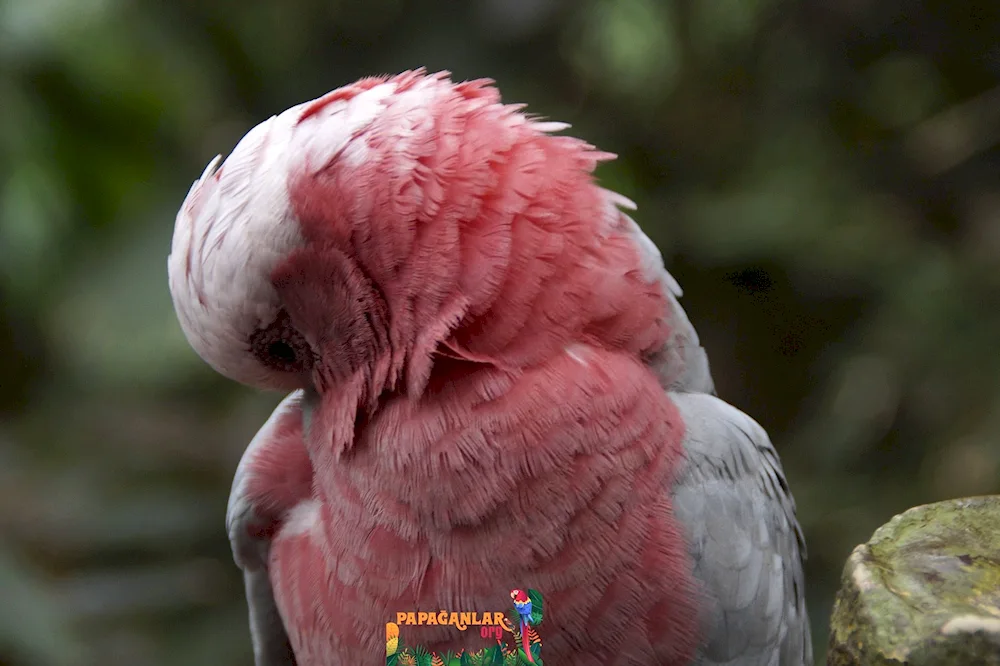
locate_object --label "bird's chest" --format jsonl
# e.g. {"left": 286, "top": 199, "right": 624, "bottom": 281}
{"left": 268, "top": 492, "right": 529, "bottom": 663}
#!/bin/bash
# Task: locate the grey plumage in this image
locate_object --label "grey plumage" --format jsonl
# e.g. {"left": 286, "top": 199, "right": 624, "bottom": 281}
{"left": 623, "top": 214, "right": 716, "bottom": 397}
{"left": 244, "top": 568, "right": 298, "bottom": 665}
{"left": 669, "top": 392, "right": 813, "bottom": 666}
{"left": 227, "top": 391, "right": 301, "bottom": 666}
{"left": 639, "top": 232, "right": 811, "bottom": 665}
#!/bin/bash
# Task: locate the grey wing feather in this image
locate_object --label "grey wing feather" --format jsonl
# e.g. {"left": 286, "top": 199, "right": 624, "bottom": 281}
{"left": 623, "top": 210, "right": 804, "bottom": 661}
{"left": 621, "top": 215, "right": 716, "bottom": 395}
{"left": 244, "top": 568, "right": 298, "bottom": 665}
{"left": 227, "top": 391, "right": 304, "bottom": 666}
{"left": 649, "top": 284, "right": 716, "bottom": 395}
{"left": 669, "top": 392, "right": 812, "bottom": 666}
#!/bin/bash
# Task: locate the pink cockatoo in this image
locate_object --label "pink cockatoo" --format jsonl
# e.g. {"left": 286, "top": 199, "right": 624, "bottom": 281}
{"left": 168, "top": 70, "right": 812, "bottom": 666}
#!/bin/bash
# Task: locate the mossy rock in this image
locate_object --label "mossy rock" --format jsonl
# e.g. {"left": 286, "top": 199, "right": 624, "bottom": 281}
{"left": 827, "top": 495, "right": 1000, "bottom": 665}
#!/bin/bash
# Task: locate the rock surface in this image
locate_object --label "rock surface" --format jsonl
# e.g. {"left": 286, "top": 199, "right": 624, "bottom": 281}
{"left": 827, "top": 495, "right": 1000, "bottom": 666}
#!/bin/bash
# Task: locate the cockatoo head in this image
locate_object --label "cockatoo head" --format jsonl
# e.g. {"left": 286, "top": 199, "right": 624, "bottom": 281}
{"left": 168, "top": 69, "right": 671, "bottom": 417}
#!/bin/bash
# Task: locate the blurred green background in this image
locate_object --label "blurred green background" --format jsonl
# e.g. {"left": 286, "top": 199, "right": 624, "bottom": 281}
{"left": 1, "top": 0, "right": 999, "bottom": 664}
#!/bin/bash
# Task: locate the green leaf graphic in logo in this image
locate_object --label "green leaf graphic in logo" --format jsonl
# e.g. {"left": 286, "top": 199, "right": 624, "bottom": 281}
{"left": 526, "top": 589, "right": 543, "bottom": 626}
{"left": 484, "top": 645, "right": 505, "bottom": 666}
{"left": 413, "top": 645, "right": 433, "bottom": 666}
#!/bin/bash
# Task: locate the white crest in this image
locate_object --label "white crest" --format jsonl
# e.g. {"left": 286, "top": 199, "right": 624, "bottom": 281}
{"left": 167, "top": 82, "right": 400, "bottom": 388}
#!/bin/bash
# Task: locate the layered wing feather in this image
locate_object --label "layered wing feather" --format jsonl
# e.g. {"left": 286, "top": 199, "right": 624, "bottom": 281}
{"left": 227, "top": 390, "right": 313, "bottom": 666}
{"left": 669, "top": 392, "right": 812, "bottom": 666}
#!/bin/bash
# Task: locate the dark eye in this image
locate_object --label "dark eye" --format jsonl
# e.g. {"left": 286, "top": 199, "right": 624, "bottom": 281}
{"left": 250, "top": 311, "right": 312, "bottom": 373}
{"left": 267, "top": 341, "right": 297, "bottom": 365}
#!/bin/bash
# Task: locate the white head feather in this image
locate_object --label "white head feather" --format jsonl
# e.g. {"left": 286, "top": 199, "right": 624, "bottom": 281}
{"left": 167, "top": 81, "right": 401, "bottom": 389}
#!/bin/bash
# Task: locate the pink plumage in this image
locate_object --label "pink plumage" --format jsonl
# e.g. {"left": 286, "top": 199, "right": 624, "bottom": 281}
{"left": 169, "top": 69, "right": 812, "bottom": 666}
{"left": 284, "top": 71, "right": 672, "bottom": 394}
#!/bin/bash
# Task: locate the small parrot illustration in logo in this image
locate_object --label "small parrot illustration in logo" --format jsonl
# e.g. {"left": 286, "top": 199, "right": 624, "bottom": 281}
{"left": 510, "top": 589, "right": 537, "bottom": 663}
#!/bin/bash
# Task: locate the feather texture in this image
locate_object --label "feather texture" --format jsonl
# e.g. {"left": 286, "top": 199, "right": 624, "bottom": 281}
{"left": 169, "top": 70, "right": 812, "bottom": 666}
{"left": 670, "top": 393, "right": 812, "bottom": 666}
{"left": 266, "top": 346, "right": 699, "bottom": 665}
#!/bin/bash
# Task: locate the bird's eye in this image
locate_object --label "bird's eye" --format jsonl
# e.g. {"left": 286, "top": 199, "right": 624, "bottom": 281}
{"left": 250, "top": 311, "right": 312, "bottom": 373}
{"left": 267, "top": 341, "right": 297, "bottom": 365}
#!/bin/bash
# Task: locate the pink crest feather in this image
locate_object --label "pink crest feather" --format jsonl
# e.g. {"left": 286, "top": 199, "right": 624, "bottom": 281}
{"left": 281, "top": 69, "right": 673, "bottom": 401}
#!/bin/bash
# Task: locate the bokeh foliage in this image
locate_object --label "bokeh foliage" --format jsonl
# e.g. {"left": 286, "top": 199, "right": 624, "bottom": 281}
{"left": 1, "top": 0, "right": 998, "bottom": 664}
